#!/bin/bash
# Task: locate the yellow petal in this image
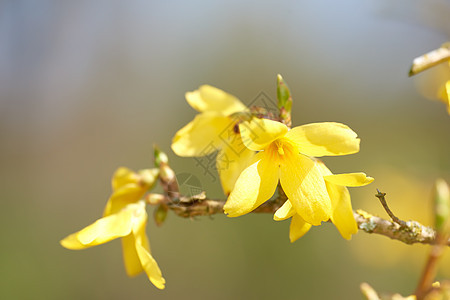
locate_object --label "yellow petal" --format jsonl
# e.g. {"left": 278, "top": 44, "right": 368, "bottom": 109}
{"left": 441, "top": 80, "right": 450, "bottom": 114}
{"left": 130, "top": 200, "right": 149, "bottom": 237}
{"left": 285, "top": 122, "right": 360, "bottom": 157}
{"left": 314, "top": 161, "right": 363, "bottom": 239}
{"left": 60, "top": 209, "right": 134, "bottom": 250}
{"left": 314, "top": 160, "right": 333, "bottom": 176}
{"left": 324, "top": 173, "right": 374, "bottom": 187}
{"left": 217, "top": 132, "right": 255, "bottom": 195}
{"left": 121, "top": 234, "right": 144, "bottom": 277}
{"left": 326, "top": 182, "right": 358, "bottom": 240}
{"left": 280, "top": 155, "right": 332, "bottom": 225}
{"left": 186, "top": 85, "right": 247, "bottom": 115}
{"left": 171, "top": 112, "right": 231, "bottom": 157}
{"left": 132, "top": 208, "right": 165, "bottom": 289}
{"left": 289, "top": 214, "right": 312, "bottom": 243}
{"left": 135, "top": 241, "right": 166, "bottom": 289}
{"left": 274, "top": 200, "right": 296, "bottom": 221}
{"left": 224, "top": 152, "right": 279, "bottom": 217}
{"left": 128, "top": 202, "right": 165, "bottom": 288}
{"left": 447, "top": 81, "right": 450, "bottom": 114}
{"left": 60, "top": 233, "right": 88, "bottom": 250}
{"left": 239, "top": 118, "right": 288, "bottom": 151}
{"left": 122, "top": 201, "right": 165, "bottom": 289}
{"left": 76, "top": 210, "right": 134, "bottom": 246}
{"left": 61, "top": 203, "right": 136, "bottom": 250}
{"left": 112, "top": 167, "right": 138, "bottom": 191}
{"left": 103, "top": 184, "right": 146, "bottom": 216}
{"left": 137, "top": 168, "right": 159, "bottom": 189}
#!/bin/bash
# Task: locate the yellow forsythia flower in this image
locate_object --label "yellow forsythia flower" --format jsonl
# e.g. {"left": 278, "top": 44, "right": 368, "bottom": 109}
{"left": 438, "top": 78, "right": 450, "bottom": 114}
{"left": 274, "top": 161, "right": 373, "bottom": 242}
{"left": 60, "top": 167, "right": 165, "bottom": 289}
{"left": 223, "top": 118, "right": 360, "bottom": 226}
{"left": 104, "top": 167, "right": 158, "bottom": 216}
{"left": 432, "top": 60, "right": 450, "bottom": 115}
{"left": 60, "top": 201, "right": 165, "bottom": 289}
{"left": 410, "top": 43, "right": 450, "bottom": 115}
{"left": 171, "top": 85, "right": 254, "bottom": 195}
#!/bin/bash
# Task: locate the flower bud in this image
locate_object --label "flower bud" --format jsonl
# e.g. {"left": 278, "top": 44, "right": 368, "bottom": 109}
{"left": 154, "top": 145, "right": 169, "bottom": 167}
{"left": 277, "top": 74, "right": 292, "bottom": 127}
{"left": 138, "top": 168, "right": 159, "bottom": 189}
{"left": 146, "top": 193, "right": 165, "bottom": 205}
{"left": 154, "top": 204, "right": 168, "bottom": 226}
{"left": 433, "top": 178, "right": 450, "bottom": 234}
{"left": 160, "top": 164, "right": 175, "bottom": 184}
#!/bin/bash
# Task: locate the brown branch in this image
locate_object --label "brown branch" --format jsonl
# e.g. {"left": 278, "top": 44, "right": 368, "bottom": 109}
{"left": 353, "top": 210, "right": 446, "bottom": 246}
{"left": 409, "top": 42, "right": 450, "bottom": 76}
{"left": 166, "top": 191, "right": 284, "bottom": 218}
{"left": 415, "top": 233, "right": 447, "bottom": 299}
{"left": 159, "top": 192, "right": 450, "bottom": 247}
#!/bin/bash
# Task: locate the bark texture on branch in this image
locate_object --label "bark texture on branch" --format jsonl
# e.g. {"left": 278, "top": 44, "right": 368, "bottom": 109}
{"left": 162, "top": 193, "right": 449, "bottom": 246}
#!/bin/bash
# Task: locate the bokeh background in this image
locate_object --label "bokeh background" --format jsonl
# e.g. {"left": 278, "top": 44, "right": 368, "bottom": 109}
{"left": 1, "top": 1, "right": 450, "bottom": 299}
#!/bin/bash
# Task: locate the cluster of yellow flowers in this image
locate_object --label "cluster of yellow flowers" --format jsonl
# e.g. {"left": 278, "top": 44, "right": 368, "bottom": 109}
{"left": 172, "top": 83, "right": 374, "bottom": 242}
{"left": 60, "top": 76, "right": 374, "bottom": 289}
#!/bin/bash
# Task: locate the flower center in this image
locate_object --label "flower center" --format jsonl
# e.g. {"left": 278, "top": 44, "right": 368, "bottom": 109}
{"left": 276, "top": 141, "right": 285, "bottom": 156}
{"left": 268, "top": 138, "right": 294, "bottom": 162}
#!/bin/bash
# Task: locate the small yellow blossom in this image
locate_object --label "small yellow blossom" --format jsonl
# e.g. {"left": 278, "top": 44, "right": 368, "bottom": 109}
{"left": 412, "top": 47, "right": 450, "bottom": 115}
{"left": 60, "top": 201, "right": 165, "bottom": 289}
{"left": 274, "top": 161, "right": 373, "bottom": 242}
{"left": 438, "top": 78, "right": 450, "bottom": 114}
{"left": 433, "top": 61, "right": 450, "bottom": 115}
{"left": 223, "top": 118, "right": 361, "bottom": 226}
{"left": 104, "top": 167, "right": 158, "bottom": 216}
{"left": 60, "top": 167, "right": 165, "bottom": 289}
{"left": 171, "top": 85, "right": 254, "bottom": 195}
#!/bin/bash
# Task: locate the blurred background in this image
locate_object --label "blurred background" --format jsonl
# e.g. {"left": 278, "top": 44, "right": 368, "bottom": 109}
{"left": 1, "top": 0, "right": 449, "bottom": 299}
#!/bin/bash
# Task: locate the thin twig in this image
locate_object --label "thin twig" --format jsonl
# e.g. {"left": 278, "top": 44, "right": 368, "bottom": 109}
{"left": 409, "top": 43, "right": 450, "bottom": 76}
{"left": 415, "top": 232, "right": 449, "bottom": 299}
{"left": 360, "top": 283, "right": 381, "bottom": 300}
{"left": 375, "top": 189, "right": 408, "bottom": 228}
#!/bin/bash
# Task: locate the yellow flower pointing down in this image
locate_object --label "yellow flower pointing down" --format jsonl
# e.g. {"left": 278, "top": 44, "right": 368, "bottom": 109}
{"left": 60, "top": 167, "right": 165, "bottom": 289}
{"left": 439, "top": 80, "right": 450, "bottom": 114}
{"left": 433, "top": 61, "right": 450, "bottom": 115}
{"left": 171, "top": 85, "right": 255, "bottom": 195}
{"left": 410, "top": 45, "right": 450, "bottom": 115}
{"left": 104, "top": 167, "right": 158, "bottom": 216}
{"left": 60, "top": 201, "right": 165, "bottom": 289}
{"left": 274, "top": 161, "right": 373, "bottom": 242}
{"left": 223, "top": 118, "right": 361, "bottom": 227}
